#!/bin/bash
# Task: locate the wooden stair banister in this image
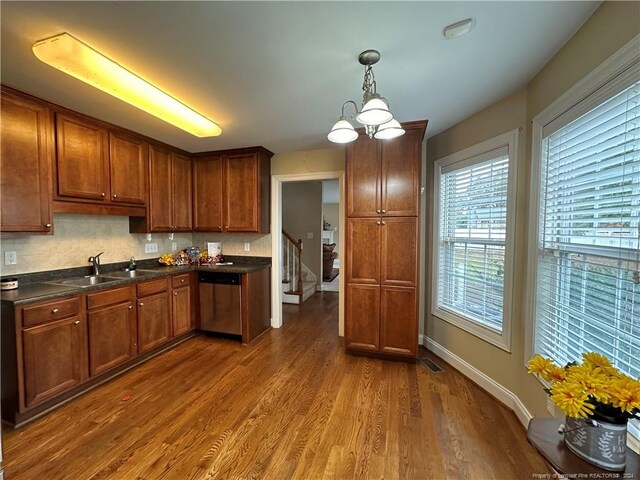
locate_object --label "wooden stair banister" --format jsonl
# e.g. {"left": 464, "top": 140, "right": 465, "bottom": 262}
{"left": 282, "top": 229, "right": 303, "bottom": 294}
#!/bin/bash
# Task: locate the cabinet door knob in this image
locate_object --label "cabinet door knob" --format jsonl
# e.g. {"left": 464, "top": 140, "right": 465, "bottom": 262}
{"left": 381, "top": 209, "right": 386, "bottom": 214}
{"left": 174, "top": 292, "right": 178, "bottom": 296}
{"left": 377, "top": 209, "right": 381, "bottom": 214}
{"left": 128, "top": 305, "right": 133, "bottom": 310}
{"left": 224, "top": 225, "right": 228, "bottom": 230}
{"left": 218, "top": 226, "right": 222, "bottom": 231}
{"left": 45, "top": 223, "right": 52, "bottom": 228}
{"left": 51, "top": 308, "right": 59, "bottom": 313}
{"left": 381, "top": 221, "right": 386, "bottom": 225}
{"left": 101, "top": 192, "right": 105, "bottom": 197}
{"left": 112, "top": 194, "right": 118, "bottom": 199}
{"left": 181, "top": 279, "right": 185, "bottom": 283}
{"left": 74, "top": 320, "right": 80, "bottom": 325}
{"left": 376, "top": 221, "right": 381, "bottom": 225}
{"left": 139, "top": 302, "right": 144, "bottom": 306}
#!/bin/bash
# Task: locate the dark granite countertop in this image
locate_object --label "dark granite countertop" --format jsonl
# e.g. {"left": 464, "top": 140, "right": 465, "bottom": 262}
{"left": 1, "top": 256, "right": 271, "bottom": 306}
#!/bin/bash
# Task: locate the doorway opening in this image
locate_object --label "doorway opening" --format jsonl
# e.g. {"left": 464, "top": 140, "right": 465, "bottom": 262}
{"left": 271, "top": 171, "right": 345, "bottom": 336}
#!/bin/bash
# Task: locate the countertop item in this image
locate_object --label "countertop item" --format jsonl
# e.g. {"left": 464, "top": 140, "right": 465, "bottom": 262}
{"left": 1, "top": 256, "right": 271, "bottom": 306}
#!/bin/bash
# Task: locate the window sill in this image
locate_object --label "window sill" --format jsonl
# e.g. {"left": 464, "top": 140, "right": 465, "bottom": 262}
{"left": 432, "top": 306, "right": 511, "bottom": 352}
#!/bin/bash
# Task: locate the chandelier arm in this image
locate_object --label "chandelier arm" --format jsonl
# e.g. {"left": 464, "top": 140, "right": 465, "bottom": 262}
{"left": 341, "top": 100, "right": 360, "bottom": 118}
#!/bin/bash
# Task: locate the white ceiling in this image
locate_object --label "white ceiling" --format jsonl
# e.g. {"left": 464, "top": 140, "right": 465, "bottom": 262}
{"left": 1, "top": 1, "right": 599, "bottom": 154}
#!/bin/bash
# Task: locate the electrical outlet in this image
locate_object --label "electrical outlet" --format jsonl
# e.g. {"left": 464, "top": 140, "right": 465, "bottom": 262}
{"left": 171, "top": 242, "right": 177, "bottom": 251}
{"left": 546, "top": 396, "right": 555, "bottom": 416}
{"left": 4, "top": 251, "right": 17, "bottom": 265}
{"left": 144, "top": 243, "right": 158, "bottom": 254}
{"left": 244, "top": 242, "right": 250, "bottom": 252}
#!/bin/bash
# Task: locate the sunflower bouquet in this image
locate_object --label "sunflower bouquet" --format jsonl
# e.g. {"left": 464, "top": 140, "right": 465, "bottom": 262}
{"left": 527, "top": 352, "right": 640, "bottom": 423}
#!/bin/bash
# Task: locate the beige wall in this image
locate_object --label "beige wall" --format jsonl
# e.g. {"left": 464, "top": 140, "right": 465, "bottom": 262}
{"left": 282, "top": 181, "right": 323, "bottom": 285}
{"left": 271, "top": 147, "right": 345, "bottom": 175}
{"left": 424, "top": 1, "right": 640, "bottom": 419}
{"left": 191, "top": 232, "right": 271, "bottom": 257}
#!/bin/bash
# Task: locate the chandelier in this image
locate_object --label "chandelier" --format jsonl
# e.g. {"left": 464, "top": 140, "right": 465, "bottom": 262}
{"left": 328, "top": 49, "right": 405, "bottom": 144}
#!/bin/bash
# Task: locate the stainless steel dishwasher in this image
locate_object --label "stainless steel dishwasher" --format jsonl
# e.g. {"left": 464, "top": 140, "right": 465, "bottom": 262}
{"left": 199, "top": 272, "right": 242, "bottom": 336}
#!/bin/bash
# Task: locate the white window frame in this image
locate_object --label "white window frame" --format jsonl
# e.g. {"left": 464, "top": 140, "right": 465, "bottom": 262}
{"left": 526, "top": 34, "right": 640, "bottom": 450}
{"left": 432, "top": 129, "right": 519, "bottom": 352}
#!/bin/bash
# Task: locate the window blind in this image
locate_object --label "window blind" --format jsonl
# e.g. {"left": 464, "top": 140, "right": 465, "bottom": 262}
{"left": 535, "top": 79, "right": 640, "bottom": 379}
{"left": 438, "top": 148, "right": 510, "bottom": 332}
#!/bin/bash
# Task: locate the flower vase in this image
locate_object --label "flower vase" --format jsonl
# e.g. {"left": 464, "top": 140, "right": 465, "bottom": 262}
{"left": 563, "top": 415, "right": 627, "bottom": 471}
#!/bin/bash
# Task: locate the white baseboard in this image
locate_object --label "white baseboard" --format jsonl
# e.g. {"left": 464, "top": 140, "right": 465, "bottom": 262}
{"left": 419, "top": 335, "right": 532, "bottom": 429}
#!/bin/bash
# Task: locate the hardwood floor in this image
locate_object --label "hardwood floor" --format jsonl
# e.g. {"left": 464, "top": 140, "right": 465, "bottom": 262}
{"left": 2, "top": 292, "right": 551, "bottom": 479}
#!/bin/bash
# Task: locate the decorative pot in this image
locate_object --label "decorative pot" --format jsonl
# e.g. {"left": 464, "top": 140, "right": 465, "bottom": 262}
{"left": 563, "top": 415, "right": 627, "bottom": 471}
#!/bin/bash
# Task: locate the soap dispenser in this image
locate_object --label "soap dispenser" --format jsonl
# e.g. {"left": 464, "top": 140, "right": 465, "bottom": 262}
{"left": 128, "top": 257, "right": 137, "bottom": 271}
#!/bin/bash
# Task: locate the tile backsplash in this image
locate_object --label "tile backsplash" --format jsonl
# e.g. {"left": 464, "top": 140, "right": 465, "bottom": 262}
{"left": 0, "top": 214, "right": 270, "bottom": 276}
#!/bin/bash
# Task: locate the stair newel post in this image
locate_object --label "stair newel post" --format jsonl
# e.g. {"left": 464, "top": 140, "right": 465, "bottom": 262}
{"left": 297, "top": 239, "right": 303, "bottom": 294}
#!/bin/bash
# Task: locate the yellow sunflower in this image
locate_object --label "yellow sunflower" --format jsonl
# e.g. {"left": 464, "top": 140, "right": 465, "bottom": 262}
{"left": 550, "top": 381, "right": 595, "bottom": 418}
{"left": 527, "top": 355, "right": 556, "bottom": 380}
{"left": 608, "top": 375, "right": 640, "bottom": 414}
{"left": 565, "top": 367, "right": 610, "bottom": 403}
{"left": 581, "top": 352, "right": 618, "bottom": 376}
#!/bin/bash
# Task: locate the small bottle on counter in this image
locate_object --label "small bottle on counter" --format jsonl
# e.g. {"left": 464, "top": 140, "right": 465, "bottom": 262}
{"left": 128, "top": 257, "right": 137, "bottom": 271}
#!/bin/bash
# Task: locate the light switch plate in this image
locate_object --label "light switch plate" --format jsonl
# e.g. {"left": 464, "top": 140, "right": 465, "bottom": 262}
{"left": 144, "top": 243, "right": 158, "bottom": 254}
{"left": 171, "top": 242, "right": 177, "bottom": 251}
{"left": 4, "top": 251, "right": 17, "bottom": 265}
{"left": 307, "top": 232, "right": 313, "bottom": 239}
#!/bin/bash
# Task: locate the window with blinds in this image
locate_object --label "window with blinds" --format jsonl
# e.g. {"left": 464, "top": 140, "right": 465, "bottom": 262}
{"left": 534, "top": 78, "right": 640, "bottom": 379}
{"left": 433, "top": 130, "right": 517, "bottom": 350}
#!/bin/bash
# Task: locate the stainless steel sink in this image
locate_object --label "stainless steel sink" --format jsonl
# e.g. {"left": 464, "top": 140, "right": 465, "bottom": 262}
{"left": 47, "top": 276, "right": 118, "bottom": 287}
{"left": 102, "top": 269, "right": 157, "bottom": 279}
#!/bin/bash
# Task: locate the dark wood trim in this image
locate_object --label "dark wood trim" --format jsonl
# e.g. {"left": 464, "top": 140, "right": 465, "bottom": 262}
{"left": 52, "top": 200, "right": 146, "bottom": 217}
{"left": 192, "top": 145, "right": 274, "bottom": 158}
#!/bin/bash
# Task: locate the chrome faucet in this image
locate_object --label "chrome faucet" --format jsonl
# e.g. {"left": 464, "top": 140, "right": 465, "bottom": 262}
{"left": 88, "top": 252, "right": 104, "bottom": 276}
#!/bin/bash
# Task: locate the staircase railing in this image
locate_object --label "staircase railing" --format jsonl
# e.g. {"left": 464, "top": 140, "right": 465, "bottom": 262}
{"left": 282, "top": 229, "right": 303, "bottom": 294}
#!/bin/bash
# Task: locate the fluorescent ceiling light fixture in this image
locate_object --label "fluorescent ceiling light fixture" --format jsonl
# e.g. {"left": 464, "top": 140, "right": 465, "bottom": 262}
{"left": 32, "top": 33, "right": 221, "bottom": 137}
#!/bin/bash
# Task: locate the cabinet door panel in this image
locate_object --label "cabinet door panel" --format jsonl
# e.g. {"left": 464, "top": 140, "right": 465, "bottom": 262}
{"left": 172, "top": 285, "right": 192, "bottom": 336}
{"left": 381, "top": 217, "right": 418, "bottom": 287}
{"left": 88, "top": 301, "right": 137, "bottom": 376}
{"left": 346, "top": 137, "right": 380, "bottom": 217}
{"left": 172, "top": 153, "right": 192, "bottom": 231}
{"left": 22, "top": 316, "right": 87, "bottom": 408}
{"left": 380, "top": 286, "right": 417, "bottom": 357}
{"left": 55, "top": 113, "right": 109, "bottom": 201}
{"left": 0, "top": 93, "right": 53, "bottom": 233}
{"left": 346, "top": 218, "right": 380, "bottom": 285}
{"left": 138, "top": 291, "right": 171, "bottom": 353}
{"left": 345, "top": 284, "right": 379, "bottom": 351}
{"left": 148, "top": 145, "right": 173, "bottom": 231}
{"left": 109, "top": 131, "right": 148, "bottom": 204}
{"left": 224, "top": 153, "right": 258, "bottom": 232}
{"left": 193, "top": 156, "right": 223, "bottom": 232}
{"left": 380, "top": 127, "right": 421, "bottom": 217}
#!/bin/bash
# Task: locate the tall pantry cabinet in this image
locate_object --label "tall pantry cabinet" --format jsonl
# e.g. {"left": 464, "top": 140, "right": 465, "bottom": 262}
{"left": 345, "top": 120, "right": 427, "bottom": 360}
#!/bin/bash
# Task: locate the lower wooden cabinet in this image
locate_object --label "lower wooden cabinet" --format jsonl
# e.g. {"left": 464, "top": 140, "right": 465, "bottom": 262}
{"left": 137, "top": 278, "right": 171, "bottom": 353}
{"left": 22, "top": 313, "right": 88, "bottom": 409}
{"left": 87, "top": 286, "right": 137, "bottom": 377}
{"left": 171, "top": 274, "right": 193, "bottom": 337}
{"left": 345, "top": 284, "right": 380, "bottom": 352}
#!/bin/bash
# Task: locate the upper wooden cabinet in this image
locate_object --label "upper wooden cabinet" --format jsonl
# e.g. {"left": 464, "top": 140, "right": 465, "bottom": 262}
{"left": 54, "top": 112, "right": 147, "bottom": 216}
{"left": 193, "top": 147, "right": 272, "bottom": 233}
{"left": 347, "top": 123, "right": 424, "bottom": 217}
{"left": 55, "top": 113, "right": 110, "bottom": 202}
{"left": 109, "top": 131, "right": 148, "bottom": 205}
{"left": 0, "top": 89, "right": 54, "bottom": 234}
{"left": 131, "top": 145, "right": 192, "bottom": 232}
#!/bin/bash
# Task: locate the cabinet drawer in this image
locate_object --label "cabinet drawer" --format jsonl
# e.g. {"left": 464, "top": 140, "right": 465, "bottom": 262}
{"left": 171, "top": 274, "right": 190, "bottom": 288}
{"left": 23, "top": 296, "right": 81, "bottom": 327}
{"left": 87, "top": 286, "right": 135, "bottom": 310}
{"left": 137, "top": 278, "right": 169, "bottom": 297}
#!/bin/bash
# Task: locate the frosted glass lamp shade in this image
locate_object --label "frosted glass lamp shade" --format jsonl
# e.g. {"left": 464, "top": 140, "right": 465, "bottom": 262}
{"left": 356, "top": 97, "right": 393, "bottom": 126}
{"left": 328, "top": 116, "right": 358, "bottom": 143}
{"left": 374, "top": 119, "right": 405, "bottom": 140}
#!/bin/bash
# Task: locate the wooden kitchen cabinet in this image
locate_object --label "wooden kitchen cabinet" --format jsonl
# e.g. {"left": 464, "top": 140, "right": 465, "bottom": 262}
{"left": 344, "top": 120, "right": 427, "bottom": 360}
{"left": 193, "top": 147, "right": 273, "bottom": 233}
{"left": 0, "top": 88, "right": 54, "bottom": 233}
{"left": 171, "top": 274, "right": 193, "bottom": 336}
{"left": 20, "top": 296, "right": 88, "bottom": 409}
{"left": 347, "top": 124, "right": 423, "bottom": 217}
{"left": 130, "top": 145, "right": 193, "bottom": 233}
{"left": 86, "top": 286, "right": 137, "bottom": 377}
{"left": 55, "top": 112, "right": 109, "bottom": 202}
{"left": 137, "top": 278, "right": 171, "bottom": 353}
{"left": 109, "top": 131, "right": 148, "bottom": 205}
